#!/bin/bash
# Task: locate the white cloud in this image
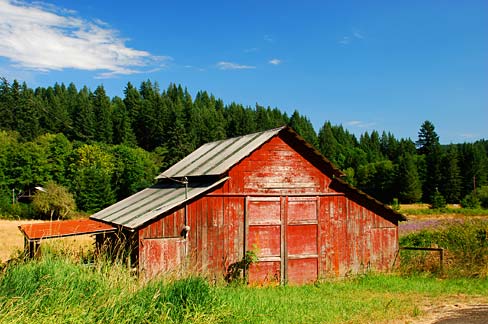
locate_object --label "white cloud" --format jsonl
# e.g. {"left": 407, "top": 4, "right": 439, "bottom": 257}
{"left": 216, "top": 61, "right": 255, "bottom": 70}
{"left": 268, "top": 58, "right": 282, "bottom": 65}
{"left": 460, "top": 133, "right": 478, "bottom": 139}
{"left": 0, "top": 0, "right": 167, "bottom": 77}
{"left": 345, "top": 120, "right": 376, "bottom": 128}
{"left": 339, "top": 36, "right": 350, "bottom": 45}
{"left": 339, "top": 30, "right": 365, "bottom": 45}
{"left": 264, "top": 34, "right": 274, "bottom": 43}
{"left": 353, "top": 31, "right": 364, "bottom": 39}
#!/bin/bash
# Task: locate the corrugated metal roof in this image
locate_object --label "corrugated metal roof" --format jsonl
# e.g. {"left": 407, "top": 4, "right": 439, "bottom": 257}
{"left": 19, "top": 219, "right": 116, "bottom": 241}
{"left": 157, "top": 126, "right": 285, "bottom": 178}
{"left": 91, "top": 177, "right": 228, "bottom": 229}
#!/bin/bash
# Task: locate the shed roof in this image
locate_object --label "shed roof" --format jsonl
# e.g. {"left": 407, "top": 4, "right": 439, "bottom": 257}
{"left": 19, "top": 219, "right": 115, "bottom": 241}
{"left": 91, "top": 177, "right": 228, "bottom": 230}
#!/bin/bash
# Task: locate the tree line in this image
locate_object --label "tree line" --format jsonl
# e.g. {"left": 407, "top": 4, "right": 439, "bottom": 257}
{"left": 0, "top": 78, "right": 487, "bottom": 217}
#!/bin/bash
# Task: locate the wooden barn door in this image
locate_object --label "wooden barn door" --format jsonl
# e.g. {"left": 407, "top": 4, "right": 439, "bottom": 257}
{"left": 140, "top": 238, "right": 185, "bottom": 280}
{"left": 286, "top": 197, "right": 319, "bottom": 284}
{"left": 246, "top": 197, "right": 283, "bottom": 284}
{"left": 246, "top": 196, "right": 319, "bottom": 285}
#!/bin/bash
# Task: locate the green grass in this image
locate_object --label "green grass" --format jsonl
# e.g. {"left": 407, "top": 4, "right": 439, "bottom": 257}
{"left": 1, "top": 256, "right": 487, "bottom": 324}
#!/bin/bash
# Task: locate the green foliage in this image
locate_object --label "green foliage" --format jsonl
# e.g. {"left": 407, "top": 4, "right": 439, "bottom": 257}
{"left": 430, "top": 190, "right": 446, "bottom": 209}
{"left": 225, "top": 250, "right": 258, "bottom": 284}
{"left": 111, "top": 145, "right": 157, "bottom": 200}
{"left": 478, "top": 186, "right": 488, "bottom": 208}
{"left": 417, "top": 121, "right": 443, "bottom": 203}
{"left": 1, "top": 78, "right": 487, "bottom": 215}
{"left": 32, "top": 181, "right": 76, "bottom": 220}
{"left": 396, "top": 153, "right": 422, "bottom": 203}
{"left": 461, "top": 192, "right": 481, "bottom": 209}
{"left": 400, "top": 219, "right": 488, "bottom": 277}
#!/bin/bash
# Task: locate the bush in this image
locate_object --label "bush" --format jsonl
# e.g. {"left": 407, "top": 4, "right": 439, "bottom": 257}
{"left": 477, "top": 186, "right": 488, "bottom": 209}
{"left": 400, "top": 219, "right": 488, "bottom": 278}
{"left": 430, "top": 191, "right": 446, "bottom": 209}
{"left": 461, "top": 192, "right": 481, "bottom": 209}
{"left": 32, "top": 181, "right": 76, "bottom": 220}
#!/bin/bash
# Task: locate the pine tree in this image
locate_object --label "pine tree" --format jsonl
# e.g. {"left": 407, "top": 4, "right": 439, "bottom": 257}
{"left": 73, "top": 86, "right": 96, "bottom": 141}
{"left": 288, "top": 110, "right": 318, "bottom": 148}
{"left": 92, "top": 85, "right": 113, "bottom": 143}
{"left": 318, "top": 121, "right": 339, "bottom": 165}
{"left": 440, "top": 145, "right": 462, "bottom": 203}
{"left": 396, "top": 152, "right": 422, "bottom": 203}
{"left": 0, "top": 78, "right": 14, "bottom": 131}
{"left": 111, "top": 97, "right": 137, "bottom": 146}
{"left": 416, "top": 121, "right": 442, "bottom": 202}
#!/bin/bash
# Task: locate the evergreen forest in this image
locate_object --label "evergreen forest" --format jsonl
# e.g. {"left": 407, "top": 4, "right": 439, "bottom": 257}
{"left": 0, "top": 78, "right": 487, "bottom": 218}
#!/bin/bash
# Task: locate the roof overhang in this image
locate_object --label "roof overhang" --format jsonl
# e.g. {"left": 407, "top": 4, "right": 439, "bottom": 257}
{"left": 91, "top": 176, "right": 230, "bottom": 230}
{"left": 18, "top": 219, "right": 116, "bottom": 241}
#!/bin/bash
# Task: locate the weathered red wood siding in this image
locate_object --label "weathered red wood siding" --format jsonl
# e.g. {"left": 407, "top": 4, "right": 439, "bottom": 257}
{"left": 138, "top": 135, "right": 399, "bottom": 282}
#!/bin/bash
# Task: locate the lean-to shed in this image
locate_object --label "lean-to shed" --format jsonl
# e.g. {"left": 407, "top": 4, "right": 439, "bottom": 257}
{"left": 91, "top": 126, "right": 405, "bottom": 284}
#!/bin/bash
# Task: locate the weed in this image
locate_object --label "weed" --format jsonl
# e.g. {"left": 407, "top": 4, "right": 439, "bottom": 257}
{"left": 400, "top": 218, "right": 488, "bottom": 277}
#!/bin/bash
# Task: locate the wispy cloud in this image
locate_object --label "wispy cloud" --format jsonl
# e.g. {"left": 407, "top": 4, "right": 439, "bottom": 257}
{"left": 460, "top": 133, "right": 478, "bottom": 140}
{"left": 264, "top": 34, "right": 274, "bottom": 43}
{"left": 339, "top": 36, "right": 350, "bottom": 45}
{"left": 268, "top": 58, "right": 282, "bottom": 65}
{"left": 339, "top": 29, "right": 365, "bottom": 46}
{"left": 0, "top": 0, "right": 167, "bottom": 77}
{"left": 244, "top": 47, "right": 259, "bottom": 53}
{"left": 345, "top": 120, "right": 376, "bottom": 128}
{"left": 353, "top": 31, "right": 364, "bottom": 39}
{"left": 216, "top": 61, "right": 255, "bottom": 70}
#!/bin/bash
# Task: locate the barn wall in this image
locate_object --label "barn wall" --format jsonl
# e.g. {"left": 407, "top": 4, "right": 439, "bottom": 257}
{"left": 138, "top": 135, "right": 399, "bottom": 281}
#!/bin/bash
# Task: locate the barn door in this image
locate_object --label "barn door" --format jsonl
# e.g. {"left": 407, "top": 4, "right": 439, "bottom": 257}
{"left": 246, "top": 197, "right": 283, "bottom": 284}
{"left": 245, "top": 196, "right": 319, "bottom": 285}
{"left": 140, "top": 238, "right": 185, "bottom": 280}
{"left": 286, "top": 197, "right": 319, "bottom": 284}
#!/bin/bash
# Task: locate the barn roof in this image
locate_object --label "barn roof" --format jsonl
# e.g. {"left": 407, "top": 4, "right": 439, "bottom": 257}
{"left": 156, "top": 126, "right": 345, "bottom": 179}
{"left": 91, "top": 126, "right": 405, "bottom": 230}
{"left": 91, "top": 177, "right": 228, "bottom": 229}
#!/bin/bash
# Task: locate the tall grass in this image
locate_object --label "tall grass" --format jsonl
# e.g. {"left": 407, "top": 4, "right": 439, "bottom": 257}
{"left": 400, "top": 218, "right": 488, "bottom": 277}
{"left": 0, "top": 256, "right": 224, "bottom": 323}
{"left": 1, "top": 255, "right": 488, "bottom": 323}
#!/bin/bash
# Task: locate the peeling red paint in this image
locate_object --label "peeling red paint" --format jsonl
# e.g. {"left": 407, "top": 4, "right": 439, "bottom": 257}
{"left": 137, "top": 135, "right": 400, "bottom": 284}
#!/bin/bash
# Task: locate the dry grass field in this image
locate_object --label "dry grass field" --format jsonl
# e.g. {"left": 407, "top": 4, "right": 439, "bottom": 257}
{"left": 0, "top": 219, "right": 94, "bottom": 263}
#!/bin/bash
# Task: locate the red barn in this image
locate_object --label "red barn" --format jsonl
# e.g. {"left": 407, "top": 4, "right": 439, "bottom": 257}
{"left": 91, "top": 126, "right": 405, "bottom": 284}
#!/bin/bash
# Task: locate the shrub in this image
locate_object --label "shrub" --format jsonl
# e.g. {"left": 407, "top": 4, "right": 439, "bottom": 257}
{"left": 32, "top": 181, "right": 76, "bottom": 220}
{"left": 476, "top": 186, "right": 488, "bottom": 209}
{"left": 430, "top": 191, "right": 446, "bottom": 209}
{"left": 461, "top": 192, "right": 481, "bottom": 209}
{"left": 400, "top": 219, "right": 488, "bottom": 278}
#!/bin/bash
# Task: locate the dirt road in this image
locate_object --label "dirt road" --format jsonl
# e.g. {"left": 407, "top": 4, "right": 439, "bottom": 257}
{"left": 433, "top": 305, "right": 488, "bottom": 323}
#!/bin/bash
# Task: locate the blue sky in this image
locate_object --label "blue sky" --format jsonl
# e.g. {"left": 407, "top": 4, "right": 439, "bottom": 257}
{"left": 0, "top": 0, "right": 487, "bottom": 144}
